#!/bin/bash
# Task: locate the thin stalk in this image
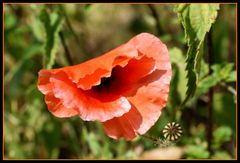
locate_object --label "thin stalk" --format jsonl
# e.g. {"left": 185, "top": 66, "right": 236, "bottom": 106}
{"left": 141, "top": 134, "right": 158, "bottom": 142}
{"left": 58, "top": 4, "right": 93, "bottom": 60}
{"left": 59, "top": 31, "right": 74, "bottom": 65}
{"left": 141, "top": 134, "right": 161, "bottom": 145}
{"left": 220, "top": 82, "right": 236, "bottom": 96}
{"left": 147, "top": 4, "right": 164, "bottom": 36}
{"left": 58, "top": 5, "right": 82, "bottom": 47}
{"left": 207, "top": 29, "right": 214, "bottom": 156}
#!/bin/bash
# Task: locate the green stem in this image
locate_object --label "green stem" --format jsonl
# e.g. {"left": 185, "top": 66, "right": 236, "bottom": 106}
{"left": 147, "top": 4, "right": 164, "bottom": 36}
{"left": 59, "top": 31, "right": 73, "bottom": 65}
{"left": 141, "top": 134, "right": 157, "bottom": 142}
{"left": 58, "top": 4, "right": 92, "bottom": 60}
{"left": 58, "top": 5, "right": 82, "bottom": 47}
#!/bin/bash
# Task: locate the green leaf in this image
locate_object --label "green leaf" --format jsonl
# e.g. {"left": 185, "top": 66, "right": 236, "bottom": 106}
{"left": 183, "top": 44, "right": 198, "bottom": 105}
{"left": 174, "top": 4, "right": 189, "bottom": 13}
{"left": 198, "top": 76, "right": 218, "bottom": 95}
{"left": 175, "top": 4, "right": 220, "bottom": 105}
{"left": 31, "top": 17, "right": 45, "bottom": 42}
{"left": 213, "top": 126, "right": 232, "bottom": 148}
{"left": 86, "top": 132, "right": 101, "bottom": 157}
{"left": 189, "top": 4, "right": 220, "bottom": 41}
{"left": 225, "top": 70, "right": 236, "bottom": 82}
{"left": 101, "top": 143, "right": 113, "bottom": 159}
{"left": 199, "top": 58, "right": 209, "bottom": 79}
{"left": 211, "top": 63, "right": 234, "bottom": 79}
{"left": 5, "top": 44, "right": 43, "bottom": 84}
{"left": 184, "top": 145, "right": 210, "bottom": 159}
{"left": 169, "top": 47, "right": 185, "bottom": 63}
{"left": 198, "top": 63, "right": 236, "bottom": 94}
{"left": 169, "top": 47, "right": 187, "bottom": 106}
{"left": 39, "top": 9, "right": 63, "bottom": 69}
{"left": 168, "top": 64, "right": 181, "bottom": 112}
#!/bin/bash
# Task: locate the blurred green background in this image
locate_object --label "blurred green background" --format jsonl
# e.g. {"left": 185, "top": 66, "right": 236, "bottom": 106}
{"left": 4, "top": 4, "right": 236, "bottom": 159}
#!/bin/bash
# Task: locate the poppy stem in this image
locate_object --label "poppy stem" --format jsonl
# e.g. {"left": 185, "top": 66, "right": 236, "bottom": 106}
{"left": 59, "top": 31, "right": 74, "bottom": 65}
{"left": 58, "top": 5, "right": 82, "bottom": 49}
{"left": 141, "top": 134, "right": 156, "bottom": 142}
{"left": 58, "top": 4, "right": 93, "bottom": 61}
{"left": 141, "top": 134, "right": 162, "bottom": 145}
{"left": 207, "top": 28, "right": 214, "bottom": 156}
{"left": 147, "top": 4, "right": 164, "bottom": 36}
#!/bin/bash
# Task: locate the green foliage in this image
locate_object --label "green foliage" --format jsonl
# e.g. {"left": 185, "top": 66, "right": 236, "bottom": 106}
{"left": 84, "top": 4, "right": 92, "bottom": 10}
{"left": 213, "top": 93, "right": 236, "bottom": 135}
{"left": 169, "top": 47, "right": 188, "bottom": 102}
{"left": 83, "top": 129, "right": 102, "bottom": 157}
{"left": 184, "top": 145, "right": 210, "bottom": 159}
{"left": 4, "top": 10, "right": 17, "bottom": 29}
{"left": 5, "top": 44, "right": 42, "bottom": 83}
{"left": 225, "top": 71, "right": 236, "bottom": 82}
{"left": 168, "top": 47, "right": 187, "bottom": 120}
{"left": 39, "top": 8, "right": 63, "bottom": 69}
{"left": 211, "top": 151, "right": 232, "bottom": 159}
{"left": 211, "top": 63, "right": 235, "bottom": 81}
{"left": 198, "top": 63, "right": 236, "bottom": 94}
{"left": 213, "top": 126, "right": 232, "bottom": 149}
{"left": 175, "top": 4, "right": 220, "bottom": 105}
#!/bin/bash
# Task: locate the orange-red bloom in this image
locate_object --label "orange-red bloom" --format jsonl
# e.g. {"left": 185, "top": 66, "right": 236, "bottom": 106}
{"left": 37, "top": 33, "right": 172, "bottom": 140}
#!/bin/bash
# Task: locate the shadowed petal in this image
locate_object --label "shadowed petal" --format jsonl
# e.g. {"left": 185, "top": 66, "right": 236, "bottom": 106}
{"left": 102, "top": 70, "right": 170, "bottom": 139}
{"left": 103, "top": 105, "right": 142, "bottom": 140}
{"left": 49, "top": 71, "right": 131, "bottom": 122}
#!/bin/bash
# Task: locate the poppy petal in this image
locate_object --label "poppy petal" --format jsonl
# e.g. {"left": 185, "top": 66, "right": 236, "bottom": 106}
{"left": 103, "top": 105, "right": 142, "bottom": 140}
{"left": 49, "top": 71, "right": 131, "bottom": 122}
{"left": 128, "top": 70, "right": 171, "bottom": 135}
{"left": 45, "top": 93, "right": 79, "bottom": 118}
{"left": 128, "top": 33, "right": 171, "bottom": 70}
{"left": 37, "top": 70, "right": 54, "bottom": 95}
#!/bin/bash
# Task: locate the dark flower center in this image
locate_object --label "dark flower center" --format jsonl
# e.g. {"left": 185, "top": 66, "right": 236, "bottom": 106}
{"left": 85, "top": 66, "right": 128, "bottom": 102}
{"left": 91, "top": 67, "right": 119, "bottom": 93}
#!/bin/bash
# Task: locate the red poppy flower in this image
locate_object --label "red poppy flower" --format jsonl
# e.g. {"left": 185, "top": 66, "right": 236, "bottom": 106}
{"left": 37, "top": 33, "right": 172, "bottom": 140}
